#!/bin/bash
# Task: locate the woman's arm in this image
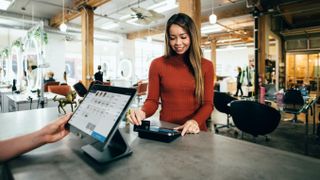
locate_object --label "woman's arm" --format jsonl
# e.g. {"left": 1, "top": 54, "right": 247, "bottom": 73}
{"left": 0, "top": 113, "right": 71, "bottom": 162}
{"left": 127, "top": 59, "right": 161, "bottom": 125}
{"left": 141, "top": 59, "right": 161, "bottom": 117}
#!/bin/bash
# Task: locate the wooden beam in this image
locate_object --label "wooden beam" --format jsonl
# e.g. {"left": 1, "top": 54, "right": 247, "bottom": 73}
{"left": 278, "top": 0, "right": 320, "bottom": 26}
{"left": 201, "top": 4, "right": 251, "bottom": 23}
{"left": 49, "top": 0, "right": 111, "bottom": 28}
{"left": 73, "top": 0, "right": 111, "bottom": 7}
{"left": 210, "top": 38, "right": 217, "bottom": 82}
{"left": 127, "top": 2, "right": 252, "bottom": 40}
{"left": 178, "top": 0, "right": 201, "bottom": 29}
{"left": 282, "top": 13, "right": 293, "bottom": 25}
{"left": 127, "top": 26, "right": 165, "bottom": 40}
{"left": 50, "top": 10, "right": 79, "bottom": 28}
{"left": 81, "top": 8, "right": 94, "bottom": 88}
{"left": 258, "top": 15, "right": 267, "bottom": 82}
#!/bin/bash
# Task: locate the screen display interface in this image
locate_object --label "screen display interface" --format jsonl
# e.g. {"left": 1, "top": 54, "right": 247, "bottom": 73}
{"left": 69, "top": 90, "right": 131, "bottom": 143}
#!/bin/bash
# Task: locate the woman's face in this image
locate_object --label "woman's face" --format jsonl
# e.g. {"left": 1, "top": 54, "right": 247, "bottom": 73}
{"left": 169, "top": 24, "right": 190, "bottom": 55}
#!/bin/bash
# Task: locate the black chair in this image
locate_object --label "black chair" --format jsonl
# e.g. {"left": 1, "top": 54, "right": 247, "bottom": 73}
{"left": 213, "top": 91, "right": 237, "bottom": 133}
{"left": 283, "top": 89, "right": 305, "bottom": 123}
{"left": 230, "top": 100, "right": 281, "bottom": 140}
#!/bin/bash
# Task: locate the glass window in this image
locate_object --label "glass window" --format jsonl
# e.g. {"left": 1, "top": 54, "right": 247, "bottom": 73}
{"left": 134, "top": 40, "right": 163, "bottom": 81}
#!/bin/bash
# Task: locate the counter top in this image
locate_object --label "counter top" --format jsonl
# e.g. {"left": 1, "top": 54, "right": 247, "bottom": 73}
{"left": 1, "top": 108, "right": 320, "bottom": 180}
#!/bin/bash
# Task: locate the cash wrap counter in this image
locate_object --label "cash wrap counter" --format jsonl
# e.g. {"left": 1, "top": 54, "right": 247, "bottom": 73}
{"left": 1, "top": 108, "right": 320, "bottom": 180}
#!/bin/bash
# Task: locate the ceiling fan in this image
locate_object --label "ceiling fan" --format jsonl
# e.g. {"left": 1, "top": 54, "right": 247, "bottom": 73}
{"left": 130, "top": 2, "right": 165, "bottom": 25}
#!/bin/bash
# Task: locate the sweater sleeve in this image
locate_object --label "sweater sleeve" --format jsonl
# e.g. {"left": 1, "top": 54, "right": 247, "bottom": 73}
{"left": 192, "top": 60, "right": 214, "bottom": 127}
{"left": 141, "top": 60, "right": 160, "bottom": 117}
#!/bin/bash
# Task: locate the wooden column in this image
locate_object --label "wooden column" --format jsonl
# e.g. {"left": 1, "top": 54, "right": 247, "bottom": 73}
{"left": 178, "top": 0, "right": 201, "bottom": 29}
{"left": 258, "top": 15, "right": 267, "bottom": 82}
{"left": 81, "top": 7, "right": 94, "bottom": 87}
{"left": 210, "top": 38, "right": 217, "bottom": 80}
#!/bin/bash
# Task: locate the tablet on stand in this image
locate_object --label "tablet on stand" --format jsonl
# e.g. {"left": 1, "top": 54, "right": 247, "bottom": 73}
{"left": 68, "top": 84, "right": 136, "bottom": 163}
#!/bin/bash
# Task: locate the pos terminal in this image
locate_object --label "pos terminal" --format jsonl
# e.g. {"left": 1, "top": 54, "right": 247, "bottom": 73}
{"left": 67, "top": 85, "right": 136, "bottom": 163}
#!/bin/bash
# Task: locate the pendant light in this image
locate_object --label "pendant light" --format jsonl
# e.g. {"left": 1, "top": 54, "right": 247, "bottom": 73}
{"left": 59, "top": 0, "right": 67, "bottom": 32}
{"left": 209, "top": 0, "right": 217, "bottom": 24}
{"left": 147, "top": 26, "right": 152, "bottom": 43}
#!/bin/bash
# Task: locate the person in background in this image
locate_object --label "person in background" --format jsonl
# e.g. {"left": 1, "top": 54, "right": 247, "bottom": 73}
{"left": 234, "top": 67, "right": 244, "bottom": 97}
{"left": 44, "top": 71, "right": 56, "bottom": 84}
{"left": 60, "top": 71, "right": 68, "bottom": 85}
{"left": 94, "top": 65, "right": 103, "bottom": 82}
{"left": 127, "top": 13, "right": 214, "bottom": 136}
{"left": 0, "top": 113, "right": 71, "bottom": 162}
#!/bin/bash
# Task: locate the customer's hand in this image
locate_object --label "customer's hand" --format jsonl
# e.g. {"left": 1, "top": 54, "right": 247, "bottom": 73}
{"left": 39, "top": 113, "right": 72, "bottom": 143}
{"left": 174, "top": 120, "right": 200, "bottom": 136}
{"left": 126, "top": 108, "right": 146, "bottom": 125}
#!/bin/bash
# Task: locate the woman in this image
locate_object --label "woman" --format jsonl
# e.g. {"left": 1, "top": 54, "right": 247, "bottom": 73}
{"left": 234, "top": 67, "right": 243, "bottom": 97}
{"left": 127, "top": 13, "right": 214, "bottom": 136}
{"left": 0, "top": 113, "right": 71, "bottom": 162}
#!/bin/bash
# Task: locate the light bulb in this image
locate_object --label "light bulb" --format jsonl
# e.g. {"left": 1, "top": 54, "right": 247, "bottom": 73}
{"left": 209, "top": 14, "right": 217, "bottom": 24}
{"left": 59, "top": 23, "right": 67, "bottom": 32}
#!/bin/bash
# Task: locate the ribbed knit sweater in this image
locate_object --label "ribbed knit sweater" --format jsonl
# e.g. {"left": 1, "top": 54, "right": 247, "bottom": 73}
{"left": 141, "top": 55, "right": 214, "bottom": 131}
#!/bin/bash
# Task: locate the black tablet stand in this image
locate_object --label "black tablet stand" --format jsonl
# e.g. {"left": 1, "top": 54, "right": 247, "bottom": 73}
{"left": 81, "top": 129, "right": 132, "bottom": 163}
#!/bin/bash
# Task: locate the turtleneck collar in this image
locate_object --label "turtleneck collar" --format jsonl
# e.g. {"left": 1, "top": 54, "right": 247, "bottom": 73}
{"left": 167, "top": 54, "right": 186, "bottom": 62}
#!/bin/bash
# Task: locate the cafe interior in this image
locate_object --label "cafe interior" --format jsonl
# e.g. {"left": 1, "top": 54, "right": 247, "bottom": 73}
{"left": 0, "top": 0, "right": 320, "bottom": 179}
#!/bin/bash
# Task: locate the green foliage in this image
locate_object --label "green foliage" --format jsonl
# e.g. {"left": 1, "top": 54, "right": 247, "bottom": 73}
{"left": 29, "top": 27, "right": 48, "bottom": 44}
{"left": 12, "top": 39, "right": 24, "bottom": 52}
{"left": 1, "top": 48, "right": 9, "bottom": 58}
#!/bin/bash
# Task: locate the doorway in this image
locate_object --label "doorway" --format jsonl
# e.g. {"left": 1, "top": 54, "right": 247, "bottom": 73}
{"left": 286, "top": 53, "right": 320, "bottom": 94}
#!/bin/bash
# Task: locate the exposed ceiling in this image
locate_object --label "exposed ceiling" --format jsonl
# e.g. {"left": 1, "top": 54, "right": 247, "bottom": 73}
{"left": 2, "top": 0, "right": 319, "bottom": 46}
{"left": 1, "top": 0, "right": 252, "bottom": 38}
{"left": 259, "top": 0, "right": 320, "bottom": 37}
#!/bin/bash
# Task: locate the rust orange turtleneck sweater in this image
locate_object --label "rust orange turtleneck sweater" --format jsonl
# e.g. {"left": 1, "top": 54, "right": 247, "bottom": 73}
{"left": 141, "top": 55, "right": 214, "bottom": 131}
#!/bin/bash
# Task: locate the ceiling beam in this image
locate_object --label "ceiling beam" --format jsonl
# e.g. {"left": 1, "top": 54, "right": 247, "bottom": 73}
{"left": 73, "top": 0, "right": 111, "bottom": 7}
{"left": 201, "top": 4, "right": 251, "bottom": 23}
{"left": 127, "top": 4, "right": 252, "bottom": 40}
{"left": 49, "top": 0, "right": 111, "bottom": 28}
{"left": 127, "top": 26, "right": 165, "bottom": 40}
{"left": 201, "top": 30, "right": 253, "bottom": 45}
{"left": 277, "top": 0, "right": 320, "bottom": 26}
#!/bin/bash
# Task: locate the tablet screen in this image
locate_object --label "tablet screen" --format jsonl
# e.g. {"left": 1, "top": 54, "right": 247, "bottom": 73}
{"left": 68, "top": 87, "right": 134, "bottom": 143}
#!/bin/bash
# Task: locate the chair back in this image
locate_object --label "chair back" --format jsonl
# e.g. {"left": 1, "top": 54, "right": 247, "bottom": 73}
{"left": 230, "top": 100, "right": 281, "bottom": 137}
{"left": 44, "top": 81, "right": 60, "bottom": 92}
{"left": 73, "top": 81, "right": 88, "bottom": 97}
{"left": 137, "top": 82, "right": 148, "bottom": 96}
{"left": 48, "top": 85, "right": 71, "bottom": 96}
{"left": 88, "top": 80, "right": 103, "bottom": 90}
{"left": 283, "top": 89, "right": 304, "bottom": 105}
{"left": 103, "top": 81, "right": 111, "bottom": 86}
{"left": 214, "top": 91, "right": 237, "bottom": 114}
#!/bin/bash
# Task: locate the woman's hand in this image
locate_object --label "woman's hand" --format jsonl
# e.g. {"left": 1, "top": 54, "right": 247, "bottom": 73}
{"left": 174, "top": 120, "right": 200, "bottom": 136}
{"left": 39, "top": 113, "right": 72, "bottom": 143}
{"left": 126, "top": 108, "right": 146, "bottom": 125}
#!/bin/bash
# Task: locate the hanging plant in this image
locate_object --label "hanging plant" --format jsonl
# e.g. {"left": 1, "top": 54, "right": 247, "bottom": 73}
{"left": 12, "top": 39, "right": 24, "bottom": 52}
{"left": 1, "top": 48, "right": 9, "bottom": 58}
{"left": 33, "top": 27, "right": 48, "bottom": 44}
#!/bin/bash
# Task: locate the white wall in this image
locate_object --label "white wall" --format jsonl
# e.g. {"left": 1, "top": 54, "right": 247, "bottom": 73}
{"left": 0, "top": 28, "right": 26, "bottom": 49}
{"left": 217, "top": 47, "right": 250, "bottom": 77}
{"left": 44, "top": 33, "right": 66, "bottom": 82}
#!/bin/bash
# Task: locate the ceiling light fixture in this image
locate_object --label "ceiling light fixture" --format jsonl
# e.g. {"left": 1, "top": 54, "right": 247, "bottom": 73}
{"left": 209, "top": 0, "right": 217, "bottom": 24}
{"left": 59, "top": 0, "right": 67, "bottom": 32}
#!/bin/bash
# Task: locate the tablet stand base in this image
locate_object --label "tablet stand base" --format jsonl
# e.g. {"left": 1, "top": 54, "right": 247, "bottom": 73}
{"left": 81, "top": 129, "right": 132, "bottom": 163}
